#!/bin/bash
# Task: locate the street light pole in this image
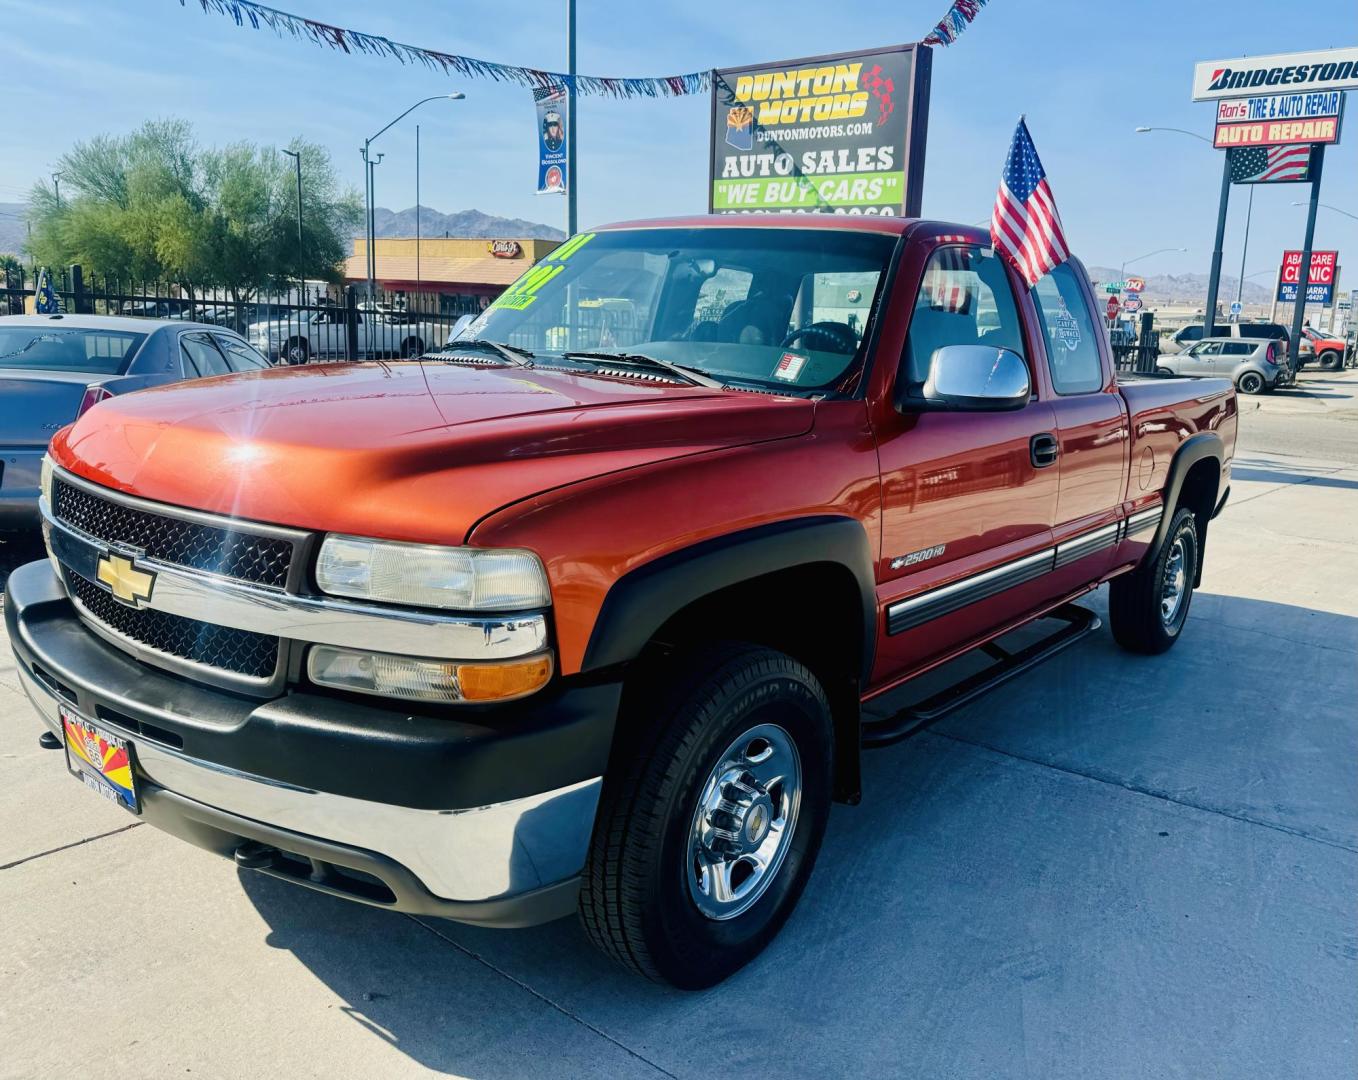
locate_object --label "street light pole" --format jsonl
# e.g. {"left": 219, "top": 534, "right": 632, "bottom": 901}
{"left": 1292, "top": 200, "right": 1358, "bottom": 222}
{"left": 361, "top": 93, "right": 464, "bottom": 303}
{"left": 1236, "top": 185, "right": 1253, "bottom": 308}
{"left": 1119, "top": 247, "right": 1187, "bottom": 281}
{"left": 415, "top": 124, "right": 421, "bottom": 292}
{"left": 1135, "top": 126, "right": 1234, "bottom": 330}
{"left": 566, "top": 0, "right": 578, "bottom": 237}
{"left": 282, "top": 148, "right": 304, "bottom": 300}
{"left": 51, "top": 172, "right": 63, "bottom": 209}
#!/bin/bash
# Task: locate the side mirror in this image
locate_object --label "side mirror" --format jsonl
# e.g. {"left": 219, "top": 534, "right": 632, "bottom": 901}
{"left": 900, "top": 345, "right": 1030, "bottom": 412}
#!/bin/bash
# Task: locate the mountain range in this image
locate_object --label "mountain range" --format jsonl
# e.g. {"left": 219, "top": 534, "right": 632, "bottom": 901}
{"left": 368, "top": 206, "right": 565, "bottom": 241}
{"left": 0, "top": 203, "right": 27, "bottom": 255}
{"left": 1085, "top": 265, "right": 1271, "bottom": 305}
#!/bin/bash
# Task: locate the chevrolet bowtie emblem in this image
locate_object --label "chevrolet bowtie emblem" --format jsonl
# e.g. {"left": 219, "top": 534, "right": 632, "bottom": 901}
{"left": 96, "top": 553, "right": 156, "bottom": 607}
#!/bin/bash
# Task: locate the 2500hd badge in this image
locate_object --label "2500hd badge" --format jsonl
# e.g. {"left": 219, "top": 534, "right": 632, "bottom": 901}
{"left": 7, "top": 215, "right": 1234, "bottom": 988}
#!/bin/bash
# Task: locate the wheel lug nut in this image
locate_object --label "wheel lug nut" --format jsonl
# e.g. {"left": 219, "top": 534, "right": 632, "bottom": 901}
{"left": 708, "top": 809, "right": 738, "bottom": 830}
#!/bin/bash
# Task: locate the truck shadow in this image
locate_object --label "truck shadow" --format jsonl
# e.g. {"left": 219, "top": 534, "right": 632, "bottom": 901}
{"left": 238, "top": 591, "right": 1358, "bottom": 1079}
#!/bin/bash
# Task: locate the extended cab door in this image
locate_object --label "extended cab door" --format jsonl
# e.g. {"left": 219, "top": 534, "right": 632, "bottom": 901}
{"left": 868, "top": 241, "right": 1059, "bottom": 689}
{"left": 1028, "top": 260, "right": 1130, "bottom": 584}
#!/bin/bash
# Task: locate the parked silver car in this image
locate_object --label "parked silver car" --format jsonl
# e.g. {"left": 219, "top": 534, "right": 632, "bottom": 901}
{"left": 0, "top": 314, "right": 271, "bottom": 528}
{"left": 1156, "top": 336, "right": 1281, "bottom": 394}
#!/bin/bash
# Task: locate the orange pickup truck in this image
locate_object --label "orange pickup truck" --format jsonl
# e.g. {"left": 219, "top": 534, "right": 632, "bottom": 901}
{"left": 7, "top": 216, "right": 1235, "bottom": 987}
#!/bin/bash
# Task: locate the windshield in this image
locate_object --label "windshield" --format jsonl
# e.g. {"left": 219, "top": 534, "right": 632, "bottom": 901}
{"left": 0, "top": 326, "right": 147, "bottom": 374}
{"left": 457, "top": 227, "right": 897, "bottom": 393}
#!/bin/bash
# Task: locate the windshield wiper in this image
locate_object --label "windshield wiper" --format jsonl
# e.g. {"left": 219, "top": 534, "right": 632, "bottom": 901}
{"left": 562, "top": 350, "right": 726, "bottom": 389}
{"left": 427, "top": 339, "right": 534, "bottom": 366}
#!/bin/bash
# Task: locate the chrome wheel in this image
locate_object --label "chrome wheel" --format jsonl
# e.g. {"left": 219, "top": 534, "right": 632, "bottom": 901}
{"left": 687, "top": 723, "right": 801, "bottom": 921}
{"left": 1160, "top": 536, "right": 1188, "bottom": 626}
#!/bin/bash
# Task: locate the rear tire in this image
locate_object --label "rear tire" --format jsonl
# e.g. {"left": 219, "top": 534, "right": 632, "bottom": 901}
{"left": 401, "top": 336, "right": 425, "bottom": 358}
{"left": 1237, "top": 370, "right": 1264, "bottom": 395}
{"left": 1109, "top": 506, "right": 1199, "bottom": 655}
{"left": 579, "top": 643, "right": 833, "bottom": 989}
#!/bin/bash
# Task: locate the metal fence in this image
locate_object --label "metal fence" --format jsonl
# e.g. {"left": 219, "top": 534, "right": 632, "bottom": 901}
{"left": 1109, "top": 313, "right": 1162, "bottom": 375}
{"left": 1, "top": 265, "right": 484, "bottom": 363}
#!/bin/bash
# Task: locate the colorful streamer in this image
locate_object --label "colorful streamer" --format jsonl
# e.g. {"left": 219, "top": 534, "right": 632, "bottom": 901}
{"left": 922, "top": 0, "right": 990, "bottom": 47}
{"left": 179, "top": 0, "right": 710, "bottom": 98}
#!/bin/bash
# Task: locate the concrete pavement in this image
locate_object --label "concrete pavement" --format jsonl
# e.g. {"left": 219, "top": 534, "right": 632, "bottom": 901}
{"left": 1, "top": 446, "right": 1355, "bottom": 1077}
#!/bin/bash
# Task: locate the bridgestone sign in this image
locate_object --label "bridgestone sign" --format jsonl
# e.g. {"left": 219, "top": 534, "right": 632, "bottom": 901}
{"left": 1193, "top": 46, "right": 1358, "bottom": 101}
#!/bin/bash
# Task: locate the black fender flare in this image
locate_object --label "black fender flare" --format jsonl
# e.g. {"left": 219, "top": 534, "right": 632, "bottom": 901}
{"left": 581, "top": 515, "right": 878, "bottom": 682}
{"left": 1150, "top": 431, "right": 1223, "bottom": 583}
{"left": 580, "top": 515, "right": 877, "bottom": 805}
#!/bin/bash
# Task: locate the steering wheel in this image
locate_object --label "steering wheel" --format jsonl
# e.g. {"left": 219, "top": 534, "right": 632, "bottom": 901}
{"left": 780, "top": 321, "right": 859, "bottom": 355}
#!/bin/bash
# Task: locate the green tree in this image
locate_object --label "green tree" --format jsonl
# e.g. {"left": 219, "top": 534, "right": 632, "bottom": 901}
{"left": 27, "top": 120, "right": 360, "bottom": 299}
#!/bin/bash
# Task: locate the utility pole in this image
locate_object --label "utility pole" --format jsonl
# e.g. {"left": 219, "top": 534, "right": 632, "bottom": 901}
{"left": 1202, "top": 154, "right": 1231, "bottom": 334}
{"left": 566, "top": 0, "right": 578, "bottom": 237}
{"left": 1288, "top": 145, "right": 1326, "bottom": 367}
{"left": 282, "top": 148, "right": 304, "bottom": 301}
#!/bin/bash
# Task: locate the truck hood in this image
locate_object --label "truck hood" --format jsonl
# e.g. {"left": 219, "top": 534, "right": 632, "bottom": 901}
{"left": 53, "top": 361, "right": 815, "bottom": 543}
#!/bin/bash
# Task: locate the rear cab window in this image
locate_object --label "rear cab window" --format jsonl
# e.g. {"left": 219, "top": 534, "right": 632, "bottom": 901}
{"left": 1030, "top": 262, "right": 1106, "bottom": 394}
{"left": 180, "top": 332, "right": 231, "bottom": 377}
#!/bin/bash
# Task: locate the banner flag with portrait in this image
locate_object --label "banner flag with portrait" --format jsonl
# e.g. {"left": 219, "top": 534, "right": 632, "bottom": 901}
{"left": 535, "top": 85, "right": 569, "bottom": 195}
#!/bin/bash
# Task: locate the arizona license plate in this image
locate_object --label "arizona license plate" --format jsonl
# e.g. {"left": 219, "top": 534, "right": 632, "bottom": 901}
{"left": 61, "top": 705, "right": 139, "bottom": 813}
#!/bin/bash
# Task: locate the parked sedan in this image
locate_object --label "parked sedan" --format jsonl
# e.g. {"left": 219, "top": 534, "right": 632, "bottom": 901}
{"left": 0, "top": 314, "right": 271, "bottom": 528}
{"left": 1156, "top": 336, "right": 1281, "bottom": 394}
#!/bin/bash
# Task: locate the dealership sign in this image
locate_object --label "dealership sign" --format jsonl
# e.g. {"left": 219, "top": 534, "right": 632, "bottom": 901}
{"left": 1193, "top": 46, "right": 1358, "bottom": 101}
{"left": 1213, "top": 91, "right": 1344, "bottom": 148}
{"left": 709, "top": 44, "right": 932, "bottom": 217}
{"left": 1277, "top": 250, "right": 1338, "bottom": 304}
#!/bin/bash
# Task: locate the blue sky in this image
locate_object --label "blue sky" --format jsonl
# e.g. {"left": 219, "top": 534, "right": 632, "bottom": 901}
{"left": 1, "top": 0, "right": 1354, "bottom": 282}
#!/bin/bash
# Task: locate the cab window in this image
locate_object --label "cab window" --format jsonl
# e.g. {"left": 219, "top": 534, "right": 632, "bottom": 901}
{"left": 902, "top": 245, "right": 1027, "bottom": 386}
{"left": 1030, "top": 263, "right": 1105, "bottom": 394}
{"left": 214, "top": 334, "right": 271, "bottom": 371}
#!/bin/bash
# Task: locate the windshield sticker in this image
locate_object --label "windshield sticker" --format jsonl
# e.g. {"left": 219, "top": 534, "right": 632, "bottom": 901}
{"left": 488, "top": 262, "right": 566, "bottom": 311}
{"left": 1051, "top": 302, "right": 1082, "bottom": 351}
{"left": 773, "top": 352, "right": 807, "bottom": 381}
{"left": 551, "top": 231, "right": 596, "bottom": 261}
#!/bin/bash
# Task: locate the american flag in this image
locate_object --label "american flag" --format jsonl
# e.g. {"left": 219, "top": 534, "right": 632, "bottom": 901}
{"left": 1228, "top": 145, "right": 1313, "bottom": 185}
{"left": 990, "top": 118, "right": 1069, "bottom": 288}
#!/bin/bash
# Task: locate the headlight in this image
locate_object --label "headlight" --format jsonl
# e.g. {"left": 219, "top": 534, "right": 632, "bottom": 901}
{"left": 308, "top": 646, "right": 553, "bottom": 703}
{"left": 39, "top": 455, "right": 54, "bottom": 505}
{"left": 315, "top": 535, "right": 550, "bottom": 611}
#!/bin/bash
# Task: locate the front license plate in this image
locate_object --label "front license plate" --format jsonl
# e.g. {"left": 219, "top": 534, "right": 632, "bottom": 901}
{"left": 61, "top": 705, "right": 139, "bottom": 814}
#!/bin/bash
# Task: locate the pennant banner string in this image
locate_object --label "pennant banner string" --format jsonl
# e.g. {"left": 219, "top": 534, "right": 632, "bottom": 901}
{"left": 178, "top": 0, "right": 990, "bottom": 97}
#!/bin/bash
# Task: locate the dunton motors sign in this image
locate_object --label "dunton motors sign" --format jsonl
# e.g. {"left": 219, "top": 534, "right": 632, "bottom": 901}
{"left": 1193, "top": 46, "right": 1358, "bottom": 101}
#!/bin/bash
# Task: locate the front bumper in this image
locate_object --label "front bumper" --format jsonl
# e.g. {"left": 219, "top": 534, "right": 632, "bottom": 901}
{"left": 6, "top": 559, "right": 620, "bottom": 926}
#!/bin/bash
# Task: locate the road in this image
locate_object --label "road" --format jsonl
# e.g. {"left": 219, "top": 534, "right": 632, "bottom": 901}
{"left": 1237, "top": 367, "right": 1358, "bottom": 464}
{"left": 1, "top": 373, "right": 1355, "bottom": 1079}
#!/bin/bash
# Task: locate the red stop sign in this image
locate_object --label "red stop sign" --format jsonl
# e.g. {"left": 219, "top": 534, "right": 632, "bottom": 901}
{"left": 1106, "top": 295, "right": 1120, "bottom": 319}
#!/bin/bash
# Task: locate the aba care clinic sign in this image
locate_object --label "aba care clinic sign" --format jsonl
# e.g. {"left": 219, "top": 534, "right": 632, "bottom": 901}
{"left": 709, "top": 44, "right": 931, "bottom": 217}
{"left": 1278, "top": 250, "right": 1338, "bottom": 305}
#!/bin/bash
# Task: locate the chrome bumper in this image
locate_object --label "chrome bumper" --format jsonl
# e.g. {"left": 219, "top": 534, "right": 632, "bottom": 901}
{"left": 15, "top": 658, "right": 601, "bottom": 913}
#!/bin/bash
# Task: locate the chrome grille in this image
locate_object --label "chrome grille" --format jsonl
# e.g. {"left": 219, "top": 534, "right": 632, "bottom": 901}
{"left": 51, "top": 476, "right": 295, "bottom": 590}
{"left": 66, "top": 571, "right": 280, "bottom": 681}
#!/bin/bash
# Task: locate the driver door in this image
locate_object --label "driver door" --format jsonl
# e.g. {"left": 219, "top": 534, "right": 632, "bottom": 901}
{"left": 870, "top": 243, "right": 1059, "bottom": 688}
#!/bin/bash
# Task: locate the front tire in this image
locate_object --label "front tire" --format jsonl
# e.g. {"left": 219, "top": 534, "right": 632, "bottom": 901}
{"left": 1109, "top": 506, "right": 1199, "bottom": 655}
{"left": 401, "top": 336, "right": 425, "bottom": 358}
{"left": 580, "top": 643, "right": 833, "bottom": 989}
{"left": 283, "top": 337, "right": 309, "bottom": 365}
{"left": 1319, "top": 350, "right": 1342, "bottom": 372}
